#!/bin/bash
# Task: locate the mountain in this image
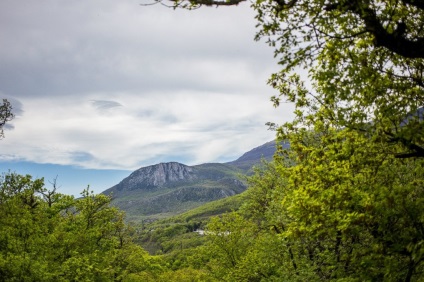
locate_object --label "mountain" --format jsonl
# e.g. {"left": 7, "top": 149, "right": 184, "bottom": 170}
{"left": 103, "top": 140, "right": 280, "bottom": 222}
{"left": 108, "top": 162, "right": 196, "bottom": 192}
{"left": 226, "top": 140, "right": 288, "bottom": 171}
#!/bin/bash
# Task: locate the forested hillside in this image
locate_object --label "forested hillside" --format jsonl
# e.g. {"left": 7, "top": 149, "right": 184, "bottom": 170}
{"left": 2, "top": 0, "right": 424, "bottom": 280}
{"left": 103, "top": 141, "right": 277, "bottom": 222}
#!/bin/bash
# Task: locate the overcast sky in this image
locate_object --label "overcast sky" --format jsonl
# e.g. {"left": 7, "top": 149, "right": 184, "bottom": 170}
{"left": 0, "top": 0, "right": 293, "bottom": 175}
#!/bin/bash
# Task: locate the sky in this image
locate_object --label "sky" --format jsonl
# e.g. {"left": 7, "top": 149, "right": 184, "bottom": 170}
{"left": 0, "top": 0, "right": 293, "bottom": 195}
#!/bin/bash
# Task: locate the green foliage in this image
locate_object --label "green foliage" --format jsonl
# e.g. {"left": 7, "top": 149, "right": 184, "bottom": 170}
{"left": 279, "top": 128, "right": 424, "bottom": 280}
{"left": 201, "top": 128, "right": 424, "bottom": 281}
{"left": 157, "top": 267, "right": 217, "bottom": 282}
{"left": 0, "top": 173, "right": 164, "bottom": 281}
{"left": 136, "top": 192, "right": 245, "bottom": 256}
{"left": 248, "top": 1, "right": 424, "bottom": 279}
{"left": 253, "top": 0, "right": 424, "bottom": 158}
{"left": 173, "top": 192, "right": 247, "bottom": 223}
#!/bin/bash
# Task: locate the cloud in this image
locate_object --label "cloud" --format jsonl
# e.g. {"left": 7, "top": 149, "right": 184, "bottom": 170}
{"left": 91, "top": 100, "right": 123, "bottom": 111}
{"left": 69, "top": 151, "right": 96, "bottom": 163}
{"left": 0, "top": 0, "right": 294, "bottom": 170}
{"left": 0, "top": 1, "right": 276, "bottom": 97}
{"left": 3, "top": 124, "right": 14, "bottom": 131}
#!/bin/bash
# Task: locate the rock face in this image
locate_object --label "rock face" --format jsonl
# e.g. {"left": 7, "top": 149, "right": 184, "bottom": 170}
{"left": 107, "top": 162, "right": 196, "bottom": 192}
{"left": 128, "top": 162, "right": 195, "bottom": 189}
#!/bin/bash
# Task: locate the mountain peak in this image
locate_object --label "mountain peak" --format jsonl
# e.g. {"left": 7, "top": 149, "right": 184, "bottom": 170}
{"left": 144, "top": 162, "right": 195, "bottom": 186}
{"left": 106, "top": 162, "right": 196, "bottom": 193}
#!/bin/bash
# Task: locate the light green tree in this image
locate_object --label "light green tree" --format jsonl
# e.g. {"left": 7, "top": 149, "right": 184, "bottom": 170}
{"left": 201, "top": 212, "right": 256, "bottom": 281}
{"left": 203, "top": 130, "right": 424, "bottom": 281}
{"left": 0, "top": 173, "right": 164, "bottom": 281}
{"left": 147, "top": 1, "right": 424, "bottom": 280}
{"left": 278, "top": 126, "right": 424, "bottom": 281}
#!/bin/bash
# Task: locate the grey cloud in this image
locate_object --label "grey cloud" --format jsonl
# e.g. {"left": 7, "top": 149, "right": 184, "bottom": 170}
{"left": 133, "top": 141, "right": 197, "bottom": 166}
{"left": 91, "top": 100, "right": 123, "bottom": 111}
{"left": 134, "top": 108, "right": 180, "bottom": 124}
{"left": 0, "top": 0, "right": 287, "bottom": 170}
{"left": 195, "top": 119, "right": 260, "bottom": 133}
{"left": 70, "top": 151, "right": 96, "bottom": 163}
{"left": 158, "top": 113, "right": 180, "bottom": 124}
{"left": 4, "top": 124, "right": 14, "bottom": 131}
{"left": 0, "top": 1, "right": 275, "bottom": 100}
{"left": 135, "top": 109, "right": 154, "bottom": 118}
{"left": 0, "top": 154, "right": 23, "bottom": 162}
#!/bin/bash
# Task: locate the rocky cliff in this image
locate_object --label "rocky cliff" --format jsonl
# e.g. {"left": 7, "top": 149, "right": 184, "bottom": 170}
{"left": 108, "top": 162, "right": 196, "bottom": 193}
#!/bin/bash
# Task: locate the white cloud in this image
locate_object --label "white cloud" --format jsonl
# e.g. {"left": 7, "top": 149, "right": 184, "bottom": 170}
{"left": 0, "top": 0, "right": 294, "bottom": 171}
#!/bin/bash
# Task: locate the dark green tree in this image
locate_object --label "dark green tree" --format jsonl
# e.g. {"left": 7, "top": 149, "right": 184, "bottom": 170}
{"left": 0, "top": 99, "right": 14, "bottom": 139}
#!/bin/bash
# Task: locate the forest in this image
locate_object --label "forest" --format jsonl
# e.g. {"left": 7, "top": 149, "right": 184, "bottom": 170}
{"left": 1, "top": 0, "right": 424, "bottom": 281}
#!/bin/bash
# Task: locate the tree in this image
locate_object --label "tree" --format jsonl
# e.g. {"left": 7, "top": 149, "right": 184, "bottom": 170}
{"left": 157, "top": 0, "right": 424, "bottom": 158}
{"left": 0, "top": 173, "right": 165, "bottom": 281}
{"left": 277, "top": 126, "right": 424, "bottom": 281}
{"left": 202, "top": 212, "right": 257, "bottom": 281}
{"left": 0, "top": 99, "right": 14, "bottom": 139}
{"left": 201, "top": 130, "right": 424, "bottom": 281}
{"left": 147, "top": 1, "right": 424, "bottom": 280}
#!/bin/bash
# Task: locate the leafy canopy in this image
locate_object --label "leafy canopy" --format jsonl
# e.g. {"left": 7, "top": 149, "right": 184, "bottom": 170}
{"left": 0, "top": 173, "right": 164, "bottom": 281}
{"left": 202, "top": 130, "right": 424, "bottom": 281}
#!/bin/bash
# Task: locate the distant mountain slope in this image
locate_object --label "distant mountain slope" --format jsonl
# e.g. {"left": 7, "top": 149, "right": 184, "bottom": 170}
{"left": 227, "top": 140, "right": 288, "bottom": 171}
{"left": 103, "top": 162, "right": 246, "bottom": 222}
{"left": 103, "top": 140, "right": 282, "bottom": 222}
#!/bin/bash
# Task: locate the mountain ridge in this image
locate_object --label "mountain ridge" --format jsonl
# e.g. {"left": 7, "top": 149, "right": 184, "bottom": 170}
{"left": 103, "top": 140, "right": 278, "bottom": 221}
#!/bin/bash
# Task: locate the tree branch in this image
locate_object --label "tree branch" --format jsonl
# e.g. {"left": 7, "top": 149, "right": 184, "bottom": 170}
{"left": 401, "top": 0, "right": 424, "bottom": 9}
{"left": 170, "top": 0, "right": 245, "bottom": 6}
{"left": 326, "top": 1, "right": 424, "bottom": 59}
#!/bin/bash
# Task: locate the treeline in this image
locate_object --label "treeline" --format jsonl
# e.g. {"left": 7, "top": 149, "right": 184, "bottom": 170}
{"left": 199, "top": 128, "right": 424, "bottom": 281}
{"left": 1, "top": 126, "right": 424, "bottom": 281}
{"left": 0, "top": 173, "right": 213, "bottom": 281}
{"left": 0, "top": 173, "right": 162, "bottom": 281}
{"left": 139, "top": 128, "right": 424, "bottom": 281}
